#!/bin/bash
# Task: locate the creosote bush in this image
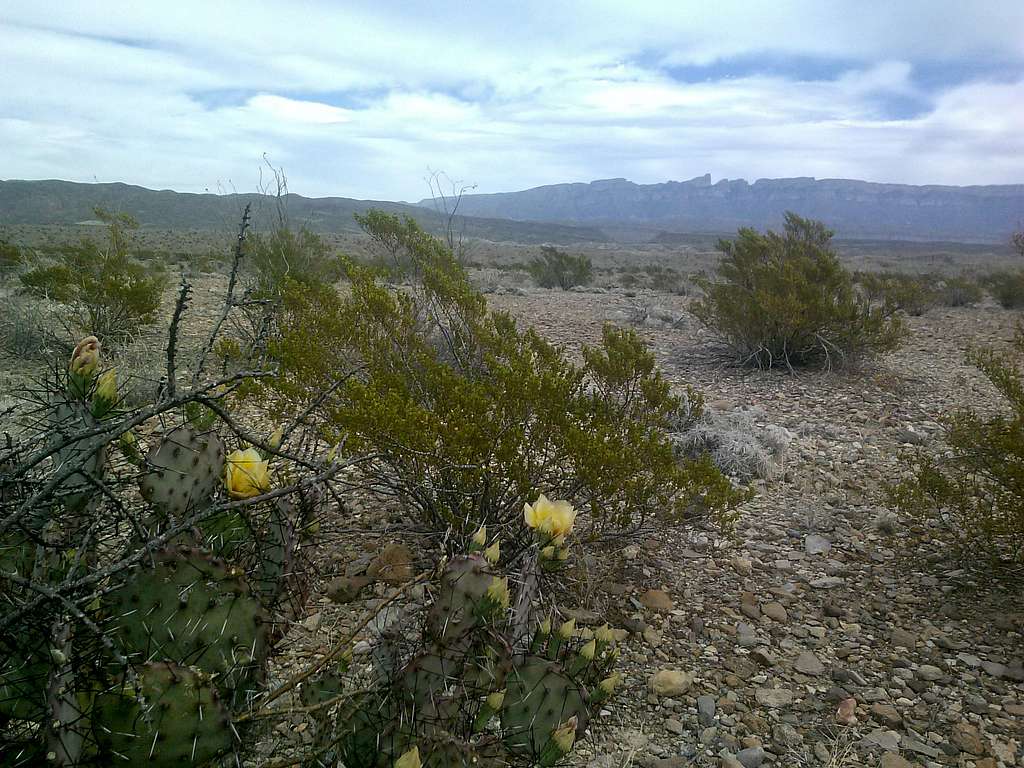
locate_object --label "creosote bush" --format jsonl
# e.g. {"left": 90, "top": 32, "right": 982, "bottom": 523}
{"left": 936, "top": 275, "right": 984, "bottom": 308}
{"left": 19, "top": 207, "right": 167, "bottom": 342}
{"left": 891, "top": 328, "right": 1024, "bottom": 568}
{"left": 854, "top": 271, "right": 938, "bottom": 316}
{"left": 985, "top": 269, "right": 1024, "bottom": 309}
{"left": 693, "top": 213, "right": 905, "bottom": 370}
{"left": 256, "top": 211, "right": 745, "bottom": 540}
{"left": 527, "top": 245, "right": 593, "bottom": 290}
{"left": 247, "top": 224, "right": 342, "bottom": 296}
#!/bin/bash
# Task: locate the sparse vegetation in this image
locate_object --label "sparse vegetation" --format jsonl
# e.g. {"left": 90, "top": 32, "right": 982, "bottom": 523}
{"left": 936, "top": 274, "right": 985, "bottom": 307}
{"left": 527, "top": 245, "right": 593, "bottom": 290}
{"left": 18, "top": 207, "right": 167, "bottom": 342}
{"left": 892, "top": 328, "right": 1024, "bottom": 567}
{"left": 985, "top": 269, "right": 1024, "bottom": 309}
{"left": 693, "top": 213, "right": 905, "bottom": 370}
{"left": 247, "top": 224, "right": 343, "bottom": 296}
{"left": 854, "top": 271, "right": 938, "bottom": 316}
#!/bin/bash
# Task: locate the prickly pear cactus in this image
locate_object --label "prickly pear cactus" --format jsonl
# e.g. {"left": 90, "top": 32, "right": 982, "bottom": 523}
{"left": 139, "top": 426, "right": 225, "bottom": 517}
{"left": 425, "top": 554, "right": 498, "bottom": 644}
{"left": 49, "top": 400, "right": 106, "bottom": 515}
{"left": 103, "top": 545, "right": 269, "bottom": 705}
{"left": 500, "top": 655, "right": 589, "bottom": 758}
{"left": 93, "top": 661, "right": 233, "bottom": 766}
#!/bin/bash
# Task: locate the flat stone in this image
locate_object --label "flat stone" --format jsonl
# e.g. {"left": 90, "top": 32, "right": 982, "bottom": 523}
{"left": 810, "top": 576, "right": 844, "bottom": 589}
{"left": 863, "top": 728, "right": 901, "bottom": 752}
{"left": 949, "top": 722, "right": 986, "bottom": 755}
{"left": 326, "top": 574, "right": 372, "bottom": 604}
{"left": 794, "top": 651, "right": 826, "bottom": 676}
{"left": 890, "top": 628, "right": 918, "bottom": 648}
{"left": 750, "top": 648, "right": 776, "bottom": 667}
{"left": 763, "top": 601, "right": 788, "bottom": 622}
{"left": 640, "top": 589, "right": 674, "bottom": 613}
{"left": 663, "top": 717, "right": 684, "bottom": 735}
{"left": 697, "top": 694, "right": 717, "bottom": 725}
{"left": 755, "top": 687, "right": 793, "bottom": 709}
{"left": 735, "top": 747, "right": 765, "bottom": 768}
{"left": 772, "top": 723, "right": 802, "bottom": 747}
{"left": 880, "top": 755, "right": 916, "bottom": 768}
{"left": 804, "top": 534, "right": 832, "bottom": 555}
{"left": 915, "top": 664, "right": 943, "bottom": 682}
{"left": 870, "top": 703, "right": 902, "bottom": 728}
{"left": 902, "top": 738, "right": 940, "bottom": 758}
{"left": 731, "top": 557, "right": 753, "bottom": 576}
{"left": 649, "top": 669, "right": 693, "bottom": 697}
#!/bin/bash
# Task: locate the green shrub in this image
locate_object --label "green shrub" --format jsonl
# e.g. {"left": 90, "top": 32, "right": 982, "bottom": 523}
{"left": 0, "top": 239, "right": 24, "bottom": 273}
{"left": 693, "top": 213, "right": 905, "bottom": 369}
{"left": 527, "top": 245, "right": 593, "bottom": 290}
{"left": 19, "top": 207, "right": 166, "bottom": 341}
{"left": 985, "top": 269, "right": 1024, "bottom": 309}
{"left": 854, "top": 271, "right": 938, "bottom": 316}
{"left": 891, "top": 329, "right": 1024, "bottom": 568}
{"left": 257, "top": 212, "right": 745, "bottom": 539}
{"left": 936, "top": 275, "right": 984, "bottom": 307}
{"left": 247, "top": 225, "right": 342, "bottom": 295}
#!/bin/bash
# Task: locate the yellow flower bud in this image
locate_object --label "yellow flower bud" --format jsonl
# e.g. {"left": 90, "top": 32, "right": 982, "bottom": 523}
{"left": 326, "top": 443, "right": 338, "bottom": 463}
{"left": 95, "top": 368, "right": 117, "bottom": 400}
{"left": 598, "top": 673, "right": 622, "bottom": 696}
{"left": 69, "top": 336, "right": 101, "bottom": 378}
{"left": 579, "top": 639, "right": 596, "bottom": 661}
{"left": 486, "top": 690, "right": 505, "bottom": 710}
{"left": 595, "top": 624, "right": 615, "bottom": 645}
{"left": 557, "top": 617, "right": 576, "bottom": 640}
{"left": 471, "top": 525, "right": 487, "bottom": 547}
{"left": 224, "top": 448, "right": 271, "bottom": 499}
{"left": 267, "top": 426, "right": 283, "bottom": 451}
{"left": 551, "top": 534, "right": 566, "bottom": 548}
{"left": 539, "top": 615, "right": 551, "bottom": 635}
{"left": 550, "top": 716, "right": 577, "bottom": 754}
{"left": 539, "top": 544, "right": 556, "bottom": 560}
{"left": 486, "top": 576, "right": 510, "bottom": 610}
{"left": 393, "top": 746, "right": 421, "bottom": 768}
{"left": 556, "top": 547, "right": 569, "bottom": 561}
{"left": 483, "top": 540, "right": 500, "bottom": 565}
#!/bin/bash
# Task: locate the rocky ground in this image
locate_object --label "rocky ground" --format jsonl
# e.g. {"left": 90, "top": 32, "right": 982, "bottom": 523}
{"left": 475, "top": 287, "right": 1022, "bottom": 768}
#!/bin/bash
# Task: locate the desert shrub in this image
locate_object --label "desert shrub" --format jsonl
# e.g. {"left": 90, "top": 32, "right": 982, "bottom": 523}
{"left": 258, "top": 211, "right": 745, "bottom": 539}
{"left": 936, "top": 274, "right": 985, "bottom": 307}
{"left": 0, "top": 295, "right": 69, "bottom": 361}
{"left": 0, "top": 239, "right": 24, "bottom": 274}
{"left": 19, "top": 207, "right": 167, "bottom": 342}
{"left": 854, "top": 271, "right": 938, "bottom": 316}
{"left": 527, "top": 245, "right": 593, "bottom": 290}
{"left": 247, "top": 224, "right": 342, "bottom": 295}
{"left": 891, "top": 329, "right": 1024, "bottom": 568}
{"left": 984, "top": 269, "right": 1024, "bottom": 309}
{"left": 645, "top": 264, "right": 688, "bottom": 295}
{"left": 693, "top": 213, "right": 905, "bottom": 369}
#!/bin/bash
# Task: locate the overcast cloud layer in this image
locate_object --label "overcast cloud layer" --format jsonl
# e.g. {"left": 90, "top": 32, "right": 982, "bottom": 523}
{"left": 2, "top": 1, "right": 1023, "bottom": 200}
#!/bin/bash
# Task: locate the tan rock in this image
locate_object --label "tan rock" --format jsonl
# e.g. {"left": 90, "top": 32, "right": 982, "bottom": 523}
{"left": 367, "top": 542, "right": 414, "bottom": 584}
{"left": 648, "top": 669, "right": 693, "bottom": 697}
{"left": 640, "top": 589, "right": 674, "bottom": 612}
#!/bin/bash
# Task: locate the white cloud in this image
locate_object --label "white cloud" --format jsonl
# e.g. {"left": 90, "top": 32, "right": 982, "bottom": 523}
{"left": 0, "top": 1, "right": 1022, "bottom": 200}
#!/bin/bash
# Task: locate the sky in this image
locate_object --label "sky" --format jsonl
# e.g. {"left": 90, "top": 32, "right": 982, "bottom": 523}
{"left": 2, "top": 1, "right": 1023, "bottom": 201}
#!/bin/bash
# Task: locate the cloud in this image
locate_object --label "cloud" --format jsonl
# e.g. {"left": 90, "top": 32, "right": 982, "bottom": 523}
{"left": 1, "top": 1, "right": 1022, "bottom": 200}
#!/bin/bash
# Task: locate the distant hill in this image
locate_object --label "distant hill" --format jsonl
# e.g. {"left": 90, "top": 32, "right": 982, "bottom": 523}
{"left": 428, "top": 174, "right": 1024, "bottom": 244}
{"left": 0, "top": 180, "right": 610, "bottom": 245}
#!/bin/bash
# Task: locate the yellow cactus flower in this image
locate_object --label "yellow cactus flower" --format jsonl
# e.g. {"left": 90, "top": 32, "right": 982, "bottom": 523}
{"left": 523, "top": 494, "right": 576, "bottom": 538}
{"left": 483, "top": 540, "right": 500, "bottom": 565}
{"left": 393, "top": 746, "right": 420, "bottom": 768}
{"left": 594, "top": 624, "right": 615, "bottom": 645}
{"left": 267, "top": 426, "right": 284, "bottom": 451}
{"left": 485, "top": 576, "right": 510, "bottom": 610}
{"left": 224, "top": 448, "right": 271, "bottom": 499}
{"left": 69, "top": 336, "right": 100, "bottom": 378}
{"left": 557, "top": 617, "right": 576, "bottom": 639}
{"left": 550, "top": 717, "right": 577, "bottom": 754}
{"left": 486, "top": 690, "right": 505, "bottom": 710}
{"left": 579, "top": 639, "right": 596, "bottom": 661}
{"left": 471, "top": 525, "right": 487, "bottom": 547}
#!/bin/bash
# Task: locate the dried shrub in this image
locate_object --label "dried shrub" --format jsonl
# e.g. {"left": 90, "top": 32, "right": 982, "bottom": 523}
{"left": 984, "top": 269, "right": 1024, "bottom": 309}
{"left": 854, "top": 271, "right": 938, "bottom": 316}
{"left": 673, "top": 406, "right": 794, "bottom": 481}
{"left": 891, "top": 329, "right": 1024, "bottom": 569}
{"left": 936, "top": 275, "right": 984, "bottom": 307}
{"left": 527, "top": 246, "right": 593, "bottom": 290}
{"left": 693, "top": 213, "right": 905, "bottom": 370}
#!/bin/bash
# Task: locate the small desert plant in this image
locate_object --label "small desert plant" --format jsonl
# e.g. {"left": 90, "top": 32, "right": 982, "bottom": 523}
{"left": 527, "top": 246, "right": 593, "bottom": 290}
{"left": 673, "top": 406, "right": 794, "bottom": 481}
{"left": 257, "top": 211, "right": 745, "bottom": 540}
{"left": 984, "top": 269, "right": 1024, "bottom": 309}
{"left": 693, "top": 213, "right": 905, "bottom": 370}
{"left": 645, "top": 264, "right": 688, "bottom": 295}
{"left": 19, "top": 207, "right": 167, "bottom": 342}
{"left": 0, "top": 238, "right": 24, "bottom": 274}
{"left": 936, "top": 275, "right": 985, "bottom": 307}
{"left": 891, "top": 328, "right": 1024, "bottom": 568}
{"left": 0, "top": 294, "right": 68, "bottom": 361}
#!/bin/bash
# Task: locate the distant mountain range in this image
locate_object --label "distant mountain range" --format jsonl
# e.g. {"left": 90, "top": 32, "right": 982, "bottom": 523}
{"left": 425, "top": 174, "right": 1024, "bottom": 244}
{"left": 3, "top": 176, "right": 1023, "bottom": 245}
{"left": 0, "top": 180, "right": 610, "bottom": 245}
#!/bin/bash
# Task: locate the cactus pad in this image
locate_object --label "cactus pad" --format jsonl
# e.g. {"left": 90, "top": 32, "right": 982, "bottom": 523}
{"left": 139, "top": 426, "right": 225, "bottom": 517}
{"left": 103, "top": 545, "right": 268, "bottom": 704}
{"left": 93, "top": 661, "right": 233, "bottom": 766}
{"left": 500, "top": 655, "right": 589, "bottom": 758}
{"left": 426, "top": 554, "right": 497, "bottom": 644}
